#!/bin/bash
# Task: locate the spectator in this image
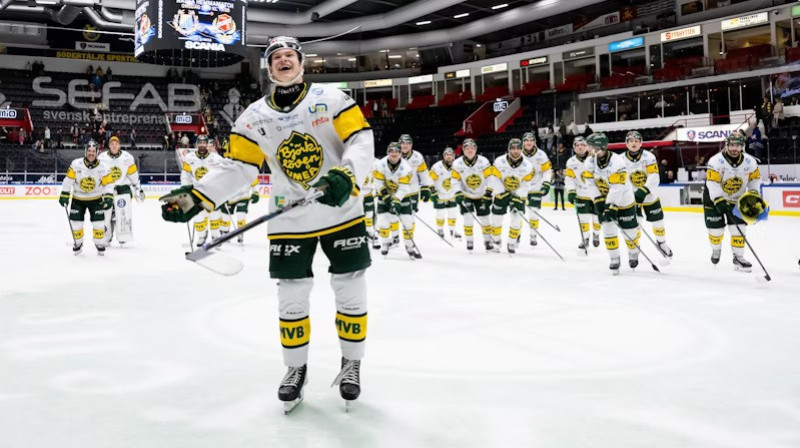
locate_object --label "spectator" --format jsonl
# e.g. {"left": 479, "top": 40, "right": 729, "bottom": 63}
{"left": 552, "top": 142, "right": 569, "bottom": 170}
{"left": 44, "top": 126, "right": 50, "bottom": 148}
{"left": 773, "top": 98, "right": 784, "bottom": 130}
{"left": 583, "top": 123, "right": 593, "bottom": 137}
{"left": 545, "top": 125, "right": 555, "bottom": 151}
{"left": 129, "top": 128, "right": 136, "bottom": 149}
{"left": 55, "top": 128, "right": 64, "bottom": 149}
{"left": 750, "top": 126, "right": 764, "bottom": 160}
{"left": 760, "top": 97, "right": 772, "bottom": 134}
{"left": 0, "top": 126, "right": 7, "bottom": 143}
{"left": 8, "top": 127, "right": 18, "bottom": 145}
{"left": 380, "top": 98, "right": 390, "bottom": 118}
{"left": 86, "top": 65, "right": 94, "bottom": 77}
{"left": 659, "top": 159, "right": 671, "bottom": 184}
{"left": 372, "top": 100, "right": 379, "bottom": 116}
{"left": 18, "top": 128, "right": 26, "bottom": 145}
{"left": 552, "top": 169, "right": 566, "bottom": 211}
{"left": 180, "top": 133, "right": 190, "bottom": 147}
{"left": 557, "top": 120, "right": 567, "bottom": 144}
{"left": 105, "top": 66, "right": 113, "bottom": 82}
{"left": 70, "top": 123, "right": 79, "bottom": 143}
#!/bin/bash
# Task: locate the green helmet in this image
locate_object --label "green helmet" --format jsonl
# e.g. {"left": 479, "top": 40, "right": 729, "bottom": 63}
{"left": 625, "top": 130, "right": 642, "bottom": 142}
{"left": 586, "top": 132, "right": 609, "bottom": 151}
{"left": 387, "top": 142, "right": 401, "bottom": 154}
{"left": 522, "top": 132, "right": 536, "bottom": 142}
{"left": 399, "top": 134, "right": 413, "bottom": 144}
{"left": 508, "top": 138, "right": 523, "bottom": 151}
{"left": 725, "top": 133, "right": 746, "bottom": 148}
{"left": 462, "top": 138, "right": 477, "bottom": 150}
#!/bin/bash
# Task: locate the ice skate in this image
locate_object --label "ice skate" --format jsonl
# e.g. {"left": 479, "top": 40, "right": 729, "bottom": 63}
{"left": 507, "top": 242, "right": 516, "bottom": 255}
{"left": 529, "top": 234, "right": 538, "bottom": 246}
{"left": 278, "top": 365, "right": 307, "bottom": 415}
{"left": 196, "top": 233, "right": 207, "bottom": 248}
{"left": 72, "top": 242, "right": 83, "bottom": 256}
{"left": 629, "top": 252, "right": 639, "bottom": 269}
{"left": 610, "top": 256, "right": 621, "bottom": 275}
{"left": 592, "top": 233, "right": 600, "bottom": 247}
{"left": 657, "top": 241, "right": 673, "bottom": 258}
{"left": 96, "top": 245, "right": 106, "bottom": 256}
{"left": 405, "top": 244, "right": 422, "bottom": 260}
{"left": 371, "top": 234, "right": 381, "bottom": 250}
{"left": 380, "top": 243, "right": 390, "bottom": 257}
{"left": 391, "top": 235, "right": 400, "bottom": 247}
{"left": 711, "top": 248, "right": 721, "bottom": 265}
{"left": 437, "top": 229, "right": 445, "bottom": 238}
{"left": 577, "top": 239, "right": 589, "bottom": 256}
{"left": 485, "top": 240, "right": 499, "bottom": 253}
{"left": 331, "top": 358, "right": 360, "bottom": 412}
{"left": 733, "top": 255, "right": 752, "bottom": 273}
{"left": 451, "top": 230, "right": 462, "bottom": 240}
{"left": 466, "top": 241, "right": 474, "bottom": 251}
{"left": 237, "top": 233, "right": 244, "bottom": 244}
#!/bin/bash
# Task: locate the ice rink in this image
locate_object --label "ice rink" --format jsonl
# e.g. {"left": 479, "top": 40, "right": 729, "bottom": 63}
{"left": 1, "top": 199, "right": 799, "bottom": 448}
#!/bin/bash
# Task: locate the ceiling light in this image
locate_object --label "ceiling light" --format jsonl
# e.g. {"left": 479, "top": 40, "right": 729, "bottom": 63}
{"left": 454, "top": 13, "right": 469, "bottom": 18}
{"left": 476, "top": 44, "right": 482, "bottom": 47}
{"left": 389, "top": 55, "right": 402, "bottom": 59}
{"left": 306, "top": 53, "right": 318, "bottom": 57}
{"left": 314, "top": 59, "right": 324, "bottom": 63}
{"left": 491, "top": 3, "right": 508, "bottom": 9}
{"left": 379, "top": 49, "right": 390, "bottom": 53}
{"left": 348, "top": 58, "right": 357, "bottom": 61}
{"left": 416, "top": 20, "right": 431, "bottom": 25}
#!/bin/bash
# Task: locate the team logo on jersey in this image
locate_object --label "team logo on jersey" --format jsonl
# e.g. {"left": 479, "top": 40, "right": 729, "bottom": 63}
{"left": 277, "top": 131, "right": 323, "bottom": 189}
{"left": 466, "top": 174, "right": 483, "bottom": 190}
{"left": 442, "top": 178, "right": 452, "bottom": 191}
{"left": 385, "top": 179, "right": 399, "bottom": 194}
{"left": 722, "top": 176, "right": 743, "bottom": 195}
{"left": 79, "top": 177, "right": 97, "bottom": 192}
{"left": 503, "top": 175, "right": 520, "bottom": 191}
{"left": 109, "top": 166, "right": 123, "bottom": 182}
{"left": 630, "top": 170, "right": 647, "bottom": 188}
{"left": 595, "top": 178, "right": 610, "bottom": 196}
{"left": 195, "top": 167, "right": 209, "bottom": 180}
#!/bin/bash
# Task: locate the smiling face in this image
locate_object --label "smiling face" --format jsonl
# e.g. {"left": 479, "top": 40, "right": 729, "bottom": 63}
{"left": 109, "top": 139, "right": 120, "bottom": 155}
{"left": 463, "top": 143, "right": 477, "bottom": 159}
{"left": 270, "top": 48, "right": 302, "bottom": 85}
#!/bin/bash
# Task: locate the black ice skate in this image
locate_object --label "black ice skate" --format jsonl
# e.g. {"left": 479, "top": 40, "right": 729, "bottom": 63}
{"left": 371, "top": 234, "right": 381, "bottom": 250}
{"left": 391, "top": 235, "right": 400, "bottom": 247}
{"left": 278, "top": 365, "right": 307, "bottom": 415}
{"left": 657, "top": 241, "right": 673, "bottom": 258}
{"left": 96, "top": 245, "right": 106, "bottom": 256}
{"left": 733, "top": 255, "right": 752, "bottom": 273}
{"left": 237, "top": 233, "right": 244, "bottom": 244}
{"left": 451, "top": 230, "right": 462, "bottom": 240}
{"left": 437, "top": 229, "right": 445, "bottom": 238}
{"left": 711, "top": 248, "right": 721, "bottom": 265}
{"left": 406, "top": 245, "right": 422, "bottom": 259}
{"left": 466, "top": 241, "right": 474, "bottom": 251}
{"left": 610, "top": 256, "right": 621, "bottom": 275}
{"left": 629, "top": 252, "right": 639, "bottom": 269}
{"left": 380, "top": 243, "right": 390, "bottom": 256}
{"left": 577, "top": 239, "right": 589, "bottom": 257}
{"left": 196, "top": 233, "right": 207, "bottom": 248}
{"left": 592, "top": 233, "right": 600, "bottom": 247}
{"left": 331, "top": 358, "right": 360, "bottom": 412}
{"left": 530, "top": 234, "right": 538, "bottom": 246}
{"left": 72, "top": 242, "right": 83, "bottom": 256}
{"left": 507, "top": 242, "right": 516, "bottom": 255}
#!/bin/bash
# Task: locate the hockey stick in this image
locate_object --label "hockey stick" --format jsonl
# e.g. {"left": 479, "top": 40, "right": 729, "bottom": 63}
{"left": 413, "top": 212, "right": 454, "bottom": 247}
{"left": 391, "top": 210, "right": 422, "bottom": 258}
{"left": 527, "top": 207, "right": 561, "bottom": 232}
{"left": 638, "top": 225, "right": 671, "bottom": 266}
{"left": 727, "top": 212, "right": 771, "bottom": 283}
{"left": 186, "top": 222, "right": 195, "bottom": 252}
{"left": 63, "top": 190, "right": 78, "bottom": 249}
{"left": 614, "top": 219, "right": 660, "bottom": 273}
{"left": 465, "top": 206, "right": 497, "bottom": 246}
{"left": 574, "top": 205, "right": 588, "bottom": 257}
{"left": 516, "top": 210, "right": 565, "bottom": 262}
{"left": 183, "top": 190, "right": 324, "bottom": 275}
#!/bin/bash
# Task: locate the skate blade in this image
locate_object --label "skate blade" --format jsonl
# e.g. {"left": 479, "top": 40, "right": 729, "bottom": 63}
{"left": 345, "top": 400, "right": 356, "bottom": 413}
{"left": 611, "top": 270, "right": 620, "bottom": 275}
{"left": 734, "top": 266, "right": 753, "bottom": 273}
{"left": 283, "top": 396, "right": 304, "bottom": 415}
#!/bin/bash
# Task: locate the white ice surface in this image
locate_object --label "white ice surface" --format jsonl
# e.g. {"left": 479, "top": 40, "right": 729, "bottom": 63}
{"left": 1, "top": 200, "right": 799, "bottom": 448}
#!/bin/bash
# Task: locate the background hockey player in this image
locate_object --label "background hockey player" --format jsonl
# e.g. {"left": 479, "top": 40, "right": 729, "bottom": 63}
{"left": 58, "top": 140, "right": 113, "bottom": 255}
{"left": 489, "top": 138, "right": 533, "bottom": 254}
{"left": 451, "top": 138, "right": 495, "bottom": 252}
{"left": 623, "top": 131, "right": 673, "bottom": 258}
{"left": 565, "top": 136, "right": 597, "bottom": 251}
{"left": 180, "top": 135, "right": 223, "bottom": 247}
{"left": 373, "top": 142, "right": 419, "bottom": 258}
{"left": 98, "top": 136, "right": 144, "bottom": 245}
{"left": 398, "top": 134, "right": 433, "bottom": 237}
{"left": 361, "top": 160, "right": 380, "bottom": 249}
{"left": 585, "top": 133, "right": 641, "bottom": 274}
{"left": 703, "top": 133, "right": 761, "bottom": 271}
{"left": 428, "top": 147, "right": 461, "bottom": 239}
{"left": 521, "top": 132, "right": 553, "bottom": 246}
{"left": 160, "top": 36, "right": 373, "bottom": 412}
{"left": 219, "top": 177, "right": 259, "bottom": 243}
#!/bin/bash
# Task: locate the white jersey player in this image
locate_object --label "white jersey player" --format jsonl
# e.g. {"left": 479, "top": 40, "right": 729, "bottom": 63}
{"left": 451, "top": 138, "right": 496, "bottom": 252}
{"left": 361, "top": 159, "right": 380, "bottom": 248}
{"left": 428, "top": 147, "right": 461, "bottom": 239}
{"left": 490, "top": 138, "right": 534, "bottom": 254}
{"left": 160, "top": 36, "right": 373, "bottom": 413}
{"left": 372, "top": 142, "right": 419, "bottom": 258}
{"left": 585, "top": 132, "right": 641, "bottom": 274}
{"left": 703, "top": 133, "right": 761, "bottom": 271}
{"left": 220, "top": 177, "right": 259, "bottom": 243}
{"left": 521, "top": 132, "right": 553, "bottom": 246}
{"left": 398, "top": 133, "right": 433, "bottom": 211}
{"left": 58, "top": 140, "right": 113, "bottom": 255}
{"left": 180, "top": 135, "right": 223, "bottom": 246}
{"left": 98, "top": 136, "right": 143, "bottom": 245}
{"left": 623, "top": 131, "right": 672, "bottom": 258}
{"left": 565, "top": 136, "right": 598, "bottom": 251}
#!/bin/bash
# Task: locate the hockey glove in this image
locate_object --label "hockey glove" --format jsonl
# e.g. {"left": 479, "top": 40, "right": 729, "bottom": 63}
{"left": 250, "top": 192, "right": 260, "bottom": 204}
{"left": 390, "top": 198, "right": 403, "bottom": 215}
{"left": 540, "top": 182, "right": 551, "bottom": 195}
{"left": 159, "top": 185, "right": 204, "bottom": 223}
{"left": 102, "top": 194, "right": 114, "bottom": 210}
{"left": 567, "top": 190, "right": 577, "bottom": 205}
{"left": 481, "top": 189, "right": 494, "bottom": 209}
{"left": 510, "top": 194, "right": 526, "bottom": 212}
{"left": 455, "top": 192, "right": 464, "bottom": 205}
{"left": 634, "top": 187, "right": 650, "bottom": 204}
{"left": 713, "top": 197, "right": 733, "bottom": 215}
{"left": 431, "top": 191, "right": 439, "bottom": 206}
{"left": 594, "top": 197, "right": 606, "bottom": 217}
{"left": 602, "top": 206, "right": 618, "bottom": 223}
{"left": 312, "top": 166, "right": 355, "bottom": 207}
{"left": 134, "top": 186, "right": 146, "bottom": 203}
{"left": 218, "top": 202, "right": 230, "bottom": 215}
{"left": 58, "top": 191, "right": 70, "bottom": 208}
{"left": 420, "top": 186, "right": 432, "bottom": 202}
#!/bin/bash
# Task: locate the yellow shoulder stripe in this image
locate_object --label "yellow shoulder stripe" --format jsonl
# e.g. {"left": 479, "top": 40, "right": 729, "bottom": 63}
{"left": 748, "top": 167, "right": 760, "bottom": 181}
{"left": 100, "top": 173, "right": 114, "bottom": 186}
{"left": 417, "top": 162, "right": 428, "bottom": 173}
{"left": 706, "top": 169, "right": 721, "bottom": 183}
{"left": 66, "top": 167, "right": 76, "bottom": 179}
{"left": 564, "top": 168, "right": 576, "bottom": 178}
{"left": 429, "top": 170, "right": 439, "bottom": 181}
{"left": 645, "top": 163, "right": 658, "bottom": 175}
{"left": 182, "top": 162, "right": 191, "bottom": 172}
{"left": 398, "top": 174, "right": 412, "bottom": 185}
{"left": 482, "top": 166, "right": 496, "bottom": 178}
{"left": 452, "top": 170, "right": 462, "bottom": 180}
{"left": 333, "top": 104, "right": 371, "bottom": 143}
{"left": 229, "top": 133, "right": 266, "bottom": 168}
{"left": 372, "top": 170, "right": 385, "bottom": 180}
{"left": 608, "top": 171, "right": 627, "bottom": 185}
{"left": 540, "top": 160, "right": 552, "bottom": 172}
{"left": 250, "top": 178, "right": 259, "bottom": 187}
{"left": 127, "top": 164, "right": 138, "bottom": 175}
{"left": 522, "top": 172, "right": 534, "bottom": 182}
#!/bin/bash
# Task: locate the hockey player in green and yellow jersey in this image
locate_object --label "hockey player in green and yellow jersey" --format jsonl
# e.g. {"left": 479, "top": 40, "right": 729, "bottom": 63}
{"left": 98, "top": 136, "right": 143, "bottom": 245}
{"left": 623, "top": 131, "right": 673, "bottom": 258}
{"left": 585, "top": 132, "right": 641, "bottom": 274}
{"left": 565, "top": 136, "right": 596, "bottom": 251}
{"left": 451, "top": 138, "right": 496, "bottom": 252}
{"left": 521, "top": 132, "right": 553, "bottom": 246}
{"left": 490, "top": 138, "right": 534, "bottom": 254}
{"left": 372, "top": 142, "right": 419, "bottom": 258}
{"left": 59, "top": 140, "right": 114, "bottom": 255}
{"left": 428, "top": 147, "right": 461, "bottom": 239}
{"left": 159, "top": 36, "right": 374, "bottom": 413}
{"left": 704, "top": 133, "right": 762, "bottom": 272}
{"left": 180, "top": 135, "right": 223, "bottom": 247}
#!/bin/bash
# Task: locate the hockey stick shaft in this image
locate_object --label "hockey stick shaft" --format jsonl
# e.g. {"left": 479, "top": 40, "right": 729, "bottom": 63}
{"left": 727, "top": 213, "right": 771, "bottom": 281}
{"left": 465, "top": 206, "right": 495, "bottom": 244}
{"left": 517, "top": 210, "right": 565, "bottom": 261}
{"left": 186, "top": 222, "right": 194, "bottom": 252}
{"left": 638, "top": 224, "right": 670, "bottom": 260}
{"left": 614, "top": 219, "right": 659, "bottom": 272}
{"left": 391, "top": 210, "right": 422, "bottom": 255}
{"left": 414, "top": 212, "right": 454, "bottom": 247}
{"left": 574, "top": 205, "right": 588, "bottom": 256}
{"left": 527, "top": 207, "right": 561, "bottom": 232}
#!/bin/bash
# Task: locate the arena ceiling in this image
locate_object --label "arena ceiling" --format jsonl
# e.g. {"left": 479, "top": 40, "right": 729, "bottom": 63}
{"left": 0, "top": 0, "right": 632, "bottom": 54}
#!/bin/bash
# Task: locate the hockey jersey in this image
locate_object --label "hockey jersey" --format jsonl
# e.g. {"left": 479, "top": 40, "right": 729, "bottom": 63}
{"left": 428, "top": 160, "right": 461, "bottom": 201}
{"left": 491, "top": 155, "right": 534, "bottom": 197}
{"left": 522, "top": 147, "right": 553, "bottom": 191}
{"left": 705, "top": 152, "right": 761, "bottom": 204}
{"left": 192, "top": 82, "right": 374, "bottom": 238}
{"left": 98, "top": 150, "right": 140, "bottom": 189}
{"left": 585, "top": 152, "right": 635, "bottom": 208}
{"left": 372, "top": 157, "right": 413, "bottom": 201}
{"left": 228, "top": 178, "right": 260, "bottom": 204}
{"left": 622, "top": 150, "right": 659, "bottom": 192}
{"left": 564, "top": 154, "right": 597, "bottom": 200}
{"left": 61, "top": 158, "right": 113, "bottom": 201}
{"left": 181, "top": 150, "right": 223, "bottom": 187}
{"left": 452, "top": 155, "right": 494, "bottom": 200}
{"left": 401, "top": 149, "right": 432, "bottom": 193}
